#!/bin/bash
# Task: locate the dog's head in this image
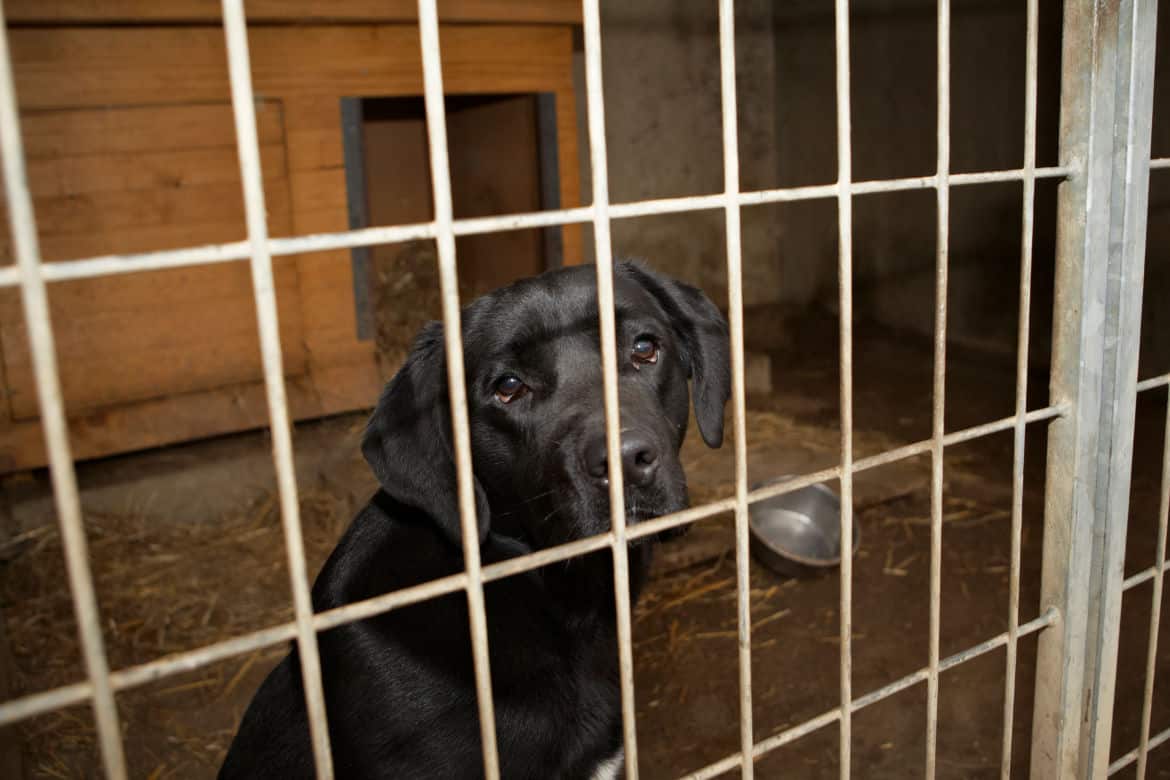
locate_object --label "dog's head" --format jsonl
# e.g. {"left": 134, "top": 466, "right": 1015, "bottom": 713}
{"left": 362, "top": 261, "right": 730, "bottom": 551}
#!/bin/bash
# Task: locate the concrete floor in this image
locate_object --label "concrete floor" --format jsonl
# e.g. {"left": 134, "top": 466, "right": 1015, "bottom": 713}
{"left": 0, "top": 315, "right": 1167, "bottom": 779}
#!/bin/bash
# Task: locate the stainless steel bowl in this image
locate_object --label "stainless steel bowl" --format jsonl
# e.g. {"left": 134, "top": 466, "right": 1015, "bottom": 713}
{"left": 748, "top": 477, "right": 860, "bottom": 578}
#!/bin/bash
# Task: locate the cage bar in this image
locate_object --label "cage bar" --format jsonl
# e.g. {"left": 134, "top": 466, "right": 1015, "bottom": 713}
{"left": 1000, "top": 0, "right": 1041, "bottom": 776}
{"left": 1138, "top": 374, "right": 1170, "bottom": 393}
{"left": 0, "top": 165, "right": 1072, "bottom": 292}
{"left": 715, "top": 1, "right": 756, "bottom": 777}
{"left": 1076, "top": 0, "right": 1160, "bottom": 774}
{"left": 220, "top": 2, "right": 336, "bottom": 775}
{"left": 925, "top": 1, "right": 952, "bottom": 776}
{"left": 413, "top": 0, "right": 504, "bottom": 776}
{"left": 0, "top": 6, "right": 129, "bottom": 778}
{"left": 0, "top": 401, "right": 1067, "bottom": 741}
{"left": 1031, "top": 0, "right": 1156, "bottom": 775}
{"left": 1135, "top": 358, "right": 1170, "bottom": 778}
{"left": 1111, "top": 724, "right": 1170, "bottom": 774}
{"left": 5, "top": 0, "right": 1160, "bottom": 771}
{"left": 832, "top": 0, "right": 855, "bottom": 776}
{"left": 684, "top": 610, "right": 1058, "bottom": 780}
{"left": 579, "top": 0, "right": 641, "bottom": 776}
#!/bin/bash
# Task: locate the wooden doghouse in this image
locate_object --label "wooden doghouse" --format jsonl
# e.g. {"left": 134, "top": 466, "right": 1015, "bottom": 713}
{"left": 0, "top": 1, "right": 583, "bottom": 472}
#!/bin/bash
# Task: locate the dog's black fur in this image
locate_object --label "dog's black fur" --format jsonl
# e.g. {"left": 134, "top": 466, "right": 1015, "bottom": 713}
{"left": 219, "top": 262, "right": 730, "bottom": 779}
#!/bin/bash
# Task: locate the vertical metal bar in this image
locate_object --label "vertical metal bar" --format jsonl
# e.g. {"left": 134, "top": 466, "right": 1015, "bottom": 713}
{"left": 220, "top": 3, "right": 335, "bottom": 777}
{"left": 0, "top": 4, "right": 128, "bottom": 777}
{"left": 1081, "top": 0, "right": 1160, "bottom": 775}
{"left": 925, "top": 1, "right": 950, "bottom": 777}
{"left": 716, "top": 2, "right": 754, "bottom": 777}
{"left": 832, "top": 0, "right": 855, "bottom": 777}
{"left": 1136, "top": 392, "right": 1170, "bottom": 779}
{"left": 415, "top": 3, "right": 502, "bottom": 778}
{"left": 580, "top": 1, "right": 640, "bottom": 776}
{"left": 1029, "top": 0, "right": 1127, "bottom": 776}
{"left": 1000, "top": 0, "right": 1040, "bottom": 776}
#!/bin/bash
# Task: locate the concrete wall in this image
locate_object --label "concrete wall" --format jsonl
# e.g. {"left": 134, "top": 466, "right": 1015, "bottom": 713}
{"left": 576, "top": 0, "right": 784, "bottom": 307}
{"left": 580, "top": 0, "right": 1170, "bottom": 374}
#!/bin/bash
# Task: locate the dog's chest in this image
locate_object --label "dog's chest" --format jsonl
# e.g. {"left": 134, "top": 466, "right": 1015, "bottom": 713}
{"left": 589, "top": 748, "right": 624, "bottom": 780}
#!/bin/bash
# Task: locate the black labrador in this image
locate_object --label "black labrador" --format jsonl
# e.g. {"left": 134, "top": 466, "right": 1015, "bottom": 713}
{"left": 219, "top": 261, "right": 730, "bottom": 779}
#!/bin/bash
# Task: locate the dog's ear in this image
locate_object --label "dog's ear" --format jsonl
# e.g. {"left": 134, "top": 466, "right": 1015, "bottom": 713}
{"left": 362, "top": 322, "right": 491, "bottom": 546}
{"left": 621, "top": 262, "right": 731, "bottom": 448}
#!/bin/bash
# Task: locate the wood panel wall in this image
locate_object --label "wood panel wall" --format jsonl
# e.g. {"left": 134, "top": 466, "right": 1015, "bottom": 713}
{"left": 0, "top": 23, "right": 581, "bottom": 471}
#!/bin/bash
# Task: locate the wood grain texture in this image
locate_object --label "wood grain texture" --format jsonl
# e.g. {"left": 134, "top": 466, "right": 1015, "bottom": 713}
{"left": 0, "top": 360, "right": 381, "bottom": 473}
{"left": 5, "top": 0, "right": 582, "bottom": 25}
{"left": 11, "top": 26, "right": 575, "bottom": 109}
{"left": 283, "top": 98, "right": 373, "bottom": 374}
{"left": 0, "top": 21, "right": 582, "bottom": 465}
{"left": 0, "top": 261, "right": 306, "bottom": 419}
{"left": 0, "top": 104, "right": 305, "bottom": 419}
{"left": 18, "top": 103, "right": 285, "bottom": 159}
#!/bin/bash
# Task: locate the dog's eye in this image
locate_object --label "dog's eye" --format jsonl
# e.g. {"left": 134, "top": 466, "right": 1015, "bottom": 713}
{"left": 631, "top": 337, "right": 659, "bottom": 366}
{"left": 494, "top": 375, "right": 528, "bottom": 404}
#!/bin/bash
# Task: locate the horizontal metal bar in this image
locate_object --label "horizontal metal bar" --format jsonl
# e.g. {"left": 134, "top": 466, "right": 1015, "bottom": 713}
{"left": 683, "top": 610, "right": 1058, "bottom": 780}
{"left": 851, "top": 404, "right": 1067, "bottom": 472}
{"left": 0, "top": 404, "right": 1068, "bottom": 730}
{"left": 1109, "top": 724, "right": 1170, "bottom": 774}
{"left": 1150, "top": 158, "right": 1170, "bottom": 169}
{"left": 1137, "top": 373, "right": 1170, "bottom": 392}
{"left": 1123, "top": 559, "right": 1169, "bottom": 591}
{"left": 0, "top": 166, "right": 1075, "bottom": 290}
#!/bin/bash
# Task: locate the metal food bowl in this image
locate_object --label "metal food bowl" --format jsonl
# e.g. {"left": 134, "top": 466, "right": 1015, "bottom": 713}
{"left": 749, "top": 477, "right": 860, "bottom": 578}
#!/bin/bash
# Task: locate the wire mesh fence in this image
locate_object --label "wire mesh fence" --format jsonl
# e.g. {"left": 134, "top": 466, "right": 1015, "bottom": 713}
{"left": 0, "top": 0, "right": 1164, "bottom": 778}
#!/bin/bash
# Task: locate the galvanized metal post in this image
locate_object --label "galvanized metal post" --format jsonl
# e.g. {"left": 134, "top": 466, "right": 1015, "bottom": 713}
{"left": 1083, "top": 0, "right": 1160, "bottom": 775}
{"left": 1031, "top": 0, "right": 1158, "bottom": 777}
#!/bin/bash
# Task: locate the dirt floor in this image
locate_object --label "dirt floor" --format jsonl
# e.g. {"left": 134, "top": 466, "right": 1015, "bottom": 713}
{"left": 0, "top": 314, "right": 1167, "bottom": 779}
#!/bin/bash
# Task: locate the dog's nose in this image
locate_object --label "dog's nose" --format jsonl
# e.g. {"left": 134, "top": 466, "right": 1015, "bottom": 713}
{"left": 583, "top": 432, "right": 660, "bottom": 487}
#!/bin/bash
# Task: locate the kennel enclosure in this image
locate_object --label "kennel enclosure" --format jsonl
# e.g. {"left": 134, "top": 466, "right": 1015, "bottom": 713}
{"left": 0, "top": 0, "right": 1166, "bottom": 778}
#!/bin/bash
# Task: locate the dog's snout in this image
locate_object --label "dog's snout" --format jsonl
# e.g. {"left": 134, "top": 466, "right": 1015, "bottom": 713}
{"left": 582, "top": 431, "right": 661, "bottom": 487}
{"left": 623, "top": 433, "right": 659, "bottom": 487}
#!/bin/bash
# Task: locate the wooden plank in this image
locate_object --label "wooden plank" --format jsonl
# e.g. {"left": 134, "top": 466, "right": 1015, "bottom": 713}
{"left": 363, "top": 113, "right": 433, "bottom": 227}
{"left": 0, "top": 260, "right": 306, "bottom": 418}
{"left": 0, "top": 359, "right": 381, "bottom": 473}
{"left": 18, "top": 178, "right": 288, "bottom": 240}
{"left": 448, "top": 95, "right": 544, "bottom": 295}
{"left": 0, "top": 185, "right": 292, "bottom": 260}
{"left": 0, "top": 98, "right": 307, "bottom": 420}
{"left": 0, "top": 216, "right": 280, "bottom": 264}
{"left": 11, "top": 25, "right": 575, "bottom": 109}
{"left": 554, "top": 86, "right": 583, "bottom": 264}
{"left": 289, "top": 166, "right": 348, "bottom": 217}
{"left": 18, "top": 103, "right": 284, "bottom": 159}
{"left": 287, "top": 127, "right": 345, "bottom": 171}
{"left": 284, "top": 98, "right": 374, "bottom": 372}
{"left": 286, "top": 248, "right": 371, "bottom": 361}
{"left": 17, "top": 144, "right": 285, "bottom": 199}
{"left": 5, "top": 0, "right": 583, "bottom": 25}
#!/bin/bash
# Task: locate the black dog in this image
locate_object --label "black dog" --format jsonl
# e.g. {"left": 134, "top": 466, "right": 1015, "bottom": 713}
{"left": 219, "top": 261, "right": 730, "bottom": 779}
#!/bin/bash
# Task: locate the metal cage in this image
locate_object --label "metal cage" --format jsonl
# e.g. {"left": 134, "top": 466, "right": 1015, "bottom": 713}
{"left": 0, "top": 0, "right": 1165, "bottom": 778}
